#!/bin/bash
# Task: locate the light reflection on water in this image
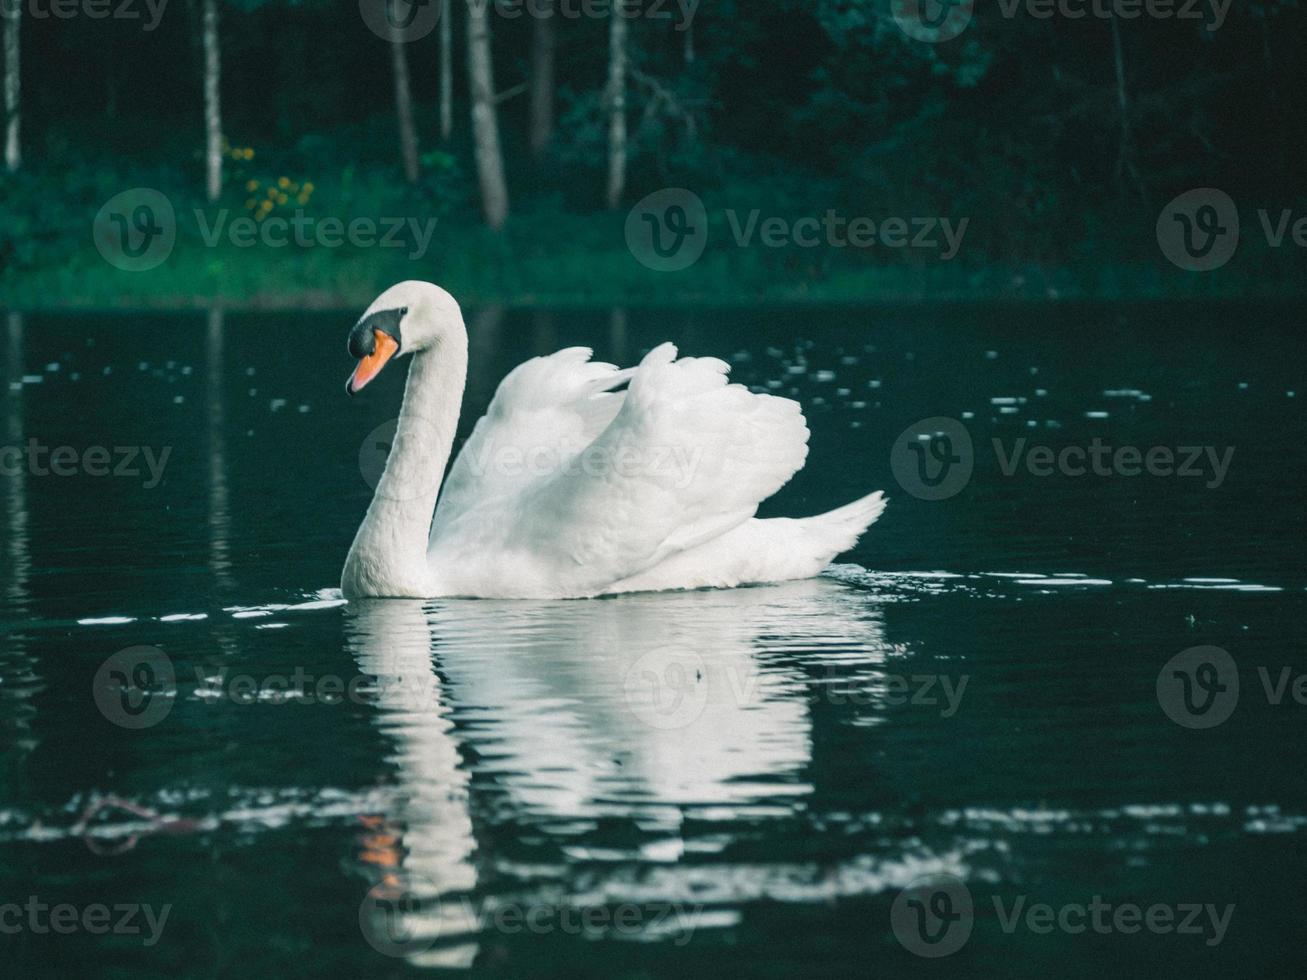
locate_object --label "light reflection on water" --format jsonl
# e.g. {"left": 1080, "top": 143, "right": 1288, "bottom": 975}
{"left": 0, "top": 304, "right": 1304, "bottom": 975}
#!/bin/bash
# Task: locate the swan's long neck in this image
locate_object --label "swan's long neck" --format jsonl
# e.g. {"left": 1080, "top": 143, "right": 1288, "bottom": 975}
{"left": 343, "top": 329, "right": 467, "bottom": 598}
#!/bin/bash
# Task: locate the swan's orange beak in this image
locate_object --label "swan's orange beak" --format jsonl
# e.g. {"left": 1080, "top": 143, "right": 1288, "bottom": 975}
{"left": 347, "top": 330, "right": 400, "bottom": 395}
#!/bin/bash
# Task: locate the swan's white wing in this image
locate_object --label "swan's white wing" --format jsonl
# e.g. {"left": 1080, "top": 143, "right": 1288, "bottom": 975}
{"left": 430, "top": 347, "right": 633, "bottom": 538}
{"left": 430, "top": 343, "right": 810, "bottom": 597}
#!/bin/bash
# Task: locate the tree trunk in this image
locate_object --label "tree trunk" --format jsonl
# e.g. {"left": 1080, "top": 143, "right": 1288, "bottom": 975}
{"left": 440, "top": 0, "right": 453, "bottom": 141}
{"left": 529, "top": 0, "right": 555, "bottom": 158}
{"left": 4, "top": 0, "right": 21, "bottom": 173}
{"left": 605, "top": 5, "right": 628, "bottom": 210}
{"left": 1110, "top": 15, "right": 1131, "bottom": 186}
{"left": 202, "top": 0, "right": 222, "bottom": 201}
{"left": 466, "top": 0, "right": 509, "bottom": 229}
{"left": 391, "top": 31, "right": 420, "bottom": 182}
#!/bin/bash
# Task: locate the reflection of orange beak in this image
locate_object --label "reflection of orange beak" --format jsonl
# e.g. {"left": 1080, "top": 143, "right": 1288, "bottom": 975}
{"left": 347, "top": 330, "right": 400, "bottom": 395}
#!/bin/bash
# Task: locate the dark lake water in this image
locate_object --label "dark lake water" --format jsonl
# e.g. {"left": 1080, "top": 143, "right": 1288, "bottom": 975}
{"left": 1, "top": 302, "right": 1304, "bottom": 978}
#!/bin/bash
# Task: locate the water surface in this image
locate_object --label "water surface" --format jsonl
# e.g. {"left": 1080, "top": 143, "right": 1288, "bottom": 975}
{"left": 1, "top": 303, "right": 1303, "bottom": 977}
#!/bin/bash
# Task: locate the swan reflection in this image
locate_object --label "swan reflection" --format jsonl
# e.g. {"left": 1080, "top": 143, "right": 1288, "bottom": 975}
{"left": 344, "top": 577, "right": 891, "bottom": 965}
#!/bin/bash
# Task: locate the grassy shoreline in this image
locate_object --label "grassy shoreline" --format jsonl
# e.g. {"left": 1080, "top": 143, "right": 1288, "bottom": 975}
{"left": 5, "top": 250, "right": 1302, "bottom": 313}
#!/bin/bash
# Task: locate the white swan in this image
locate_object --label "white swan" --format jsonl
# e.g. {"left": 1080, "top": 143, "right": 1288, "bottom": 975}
{"left": 341, "top": 281, "right": 887, "bottom": 599}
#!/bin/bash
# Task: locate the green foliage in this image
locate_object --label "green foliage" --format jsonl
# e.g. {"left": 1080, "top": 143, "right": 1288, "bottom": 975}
{"left": 4, "top": 0, "right": 1307, "bottom": 305}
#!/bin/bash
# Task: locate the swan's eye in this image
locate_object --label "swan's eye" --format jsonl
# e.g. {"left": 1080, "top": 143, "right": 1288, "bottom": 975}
{"left": 348, "top": 307, "right": 406, "bottom": 359}
{"left": 347, "top": 306, "right": 408, "bottom": 395}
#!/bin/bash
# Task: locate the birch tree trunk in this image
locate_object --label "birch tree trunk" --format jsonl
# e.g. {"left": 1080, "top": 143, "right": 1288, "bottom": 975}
{"left": 4, "top": 0, "right": 21, "bottom": 173}
{"left": 605, "top": 4, "right": 628, "bottom": 210}
{"left": 529, "top": 0, "right": 555, "bottom": 158}
{"left": 391, "top": 30, "right": 420, "bottom": 183}
{"left": 202, "top": 0, "right": 222, "bottom": 201}
{"left": 466, "top": 0, "right": 509, "bottom": 229}
{"left": 440, "top": 0, "right": 453, "bottom": 141}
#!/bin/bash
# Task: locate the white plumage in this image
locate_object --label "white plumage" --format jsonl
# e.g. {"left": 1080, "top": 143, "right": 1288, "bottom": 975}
{"left": 341, "top": 282, "right": 886, "bottom": 599}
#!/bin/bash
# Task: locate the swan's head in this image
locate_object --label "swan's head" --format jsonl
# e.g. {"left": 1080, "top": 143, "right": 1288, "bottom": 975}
{"left": 346, "top": 281, "right": 463, "bottom": 394}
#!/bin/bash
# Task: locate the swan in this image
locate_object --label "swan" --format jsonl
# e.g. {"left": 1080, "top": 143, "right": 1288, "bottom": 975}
{"left": 341, "top": 281, "right": 887, "bottom": 599}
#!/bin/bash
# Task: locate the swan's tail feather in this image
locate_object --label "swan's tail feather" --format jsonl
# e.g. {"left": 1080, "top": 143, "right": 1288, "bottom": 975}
{"left": 799, "top": 491, "right": 887, "bottom": 561}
